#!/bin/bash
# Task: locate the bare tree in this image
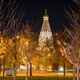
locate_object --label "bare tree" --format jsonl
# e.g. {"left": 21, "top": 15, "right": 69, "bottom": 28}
{"left": 74, "top": 0, "right": 80, "bottom": 5}
{"left": 0, "top": 0, "right": 25, "bottom": 80}
{"left": 57, "top": 4, "right": 80, "bottom": 80}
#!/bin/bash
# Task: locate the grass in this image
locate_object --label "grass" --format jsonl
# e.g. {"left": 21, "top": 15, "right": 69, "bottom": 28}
{"left": 0, "top": 76, "right": 73, "bottom": 80}
{"left": 0, "top": 71, "right": 74, "bottom": 80}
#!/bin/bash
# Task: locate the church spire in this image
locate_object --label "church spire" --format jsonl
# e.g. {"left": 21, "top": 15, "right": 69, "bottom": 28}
{"left": 41, "top": 9, "right": 50, "bottom": 31}
{"left": 44, "top": 9, "right": 47, "bottom": 16}
{"left": 38, "top": 10, "right": 53, "bottom": 48}
{"left": 43, "top": 9, "right": 48, "bottom": 21}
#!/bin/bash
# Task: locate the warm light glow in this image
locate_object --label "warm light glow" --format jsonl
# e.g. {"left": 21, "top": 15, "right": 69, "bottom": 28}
{"left": 16, "top": 35, "right": 19, "bottom": 39}
{"left": 43, "top": 16, "right": 48, "bottom": 20}
{"left": 25, "top": 41, "right": 28, "bottom": 46}
{"left": 20, "top": 65, "right": 26, "bottom": 70}
{"left": 47, "top": 53, "right": 51, "bottom": 57}
{"left": 59, "top": 67, "right": 64, "bottom": 71}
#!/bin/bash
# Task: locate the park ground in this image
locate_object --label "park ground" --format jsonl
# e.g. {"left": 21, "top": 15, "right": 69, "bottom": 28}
{"left": 0, "top": 71, "right": 74, "bottom": 80}
{"left": 0, "top": 76, "right": 73, "bottom": 80}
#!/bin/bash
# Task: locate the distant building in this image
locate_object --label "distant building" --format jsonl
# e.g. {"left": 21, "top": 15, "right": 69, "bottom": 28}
{"left": 38, "top": 9, "right": 53, "bottom": 49}
{"left": 31, "top": 10, "right": 54, "bottom": 72}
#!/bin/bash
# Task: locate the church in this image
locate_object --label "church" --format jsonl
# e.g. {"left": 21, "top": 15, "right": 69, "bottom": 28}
{"left": 38, "top": 9, "right": 53, "bottom": 50}
{"left": 33, "top": 10, "right": 54, "bottom": 71}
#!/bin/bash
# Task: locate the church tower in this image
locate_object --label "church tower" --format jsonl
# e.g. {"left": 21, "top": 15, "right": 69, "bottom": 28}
{"left": 38, "top": 10, "right": 53, "bottom": 48}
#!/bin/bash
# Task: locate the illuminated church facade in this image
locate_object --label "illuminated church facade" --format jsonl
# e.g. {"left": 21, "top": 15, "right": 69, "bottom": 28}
{"left": 38, "top": 10, "right": 53, "bottom": 49}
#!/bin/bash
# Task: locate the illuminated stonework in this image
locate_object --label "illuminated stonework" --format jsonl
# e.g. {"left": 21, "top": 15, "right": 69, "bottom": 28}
{"left": 39, "top": 10, "right": 53, "bottom": 48}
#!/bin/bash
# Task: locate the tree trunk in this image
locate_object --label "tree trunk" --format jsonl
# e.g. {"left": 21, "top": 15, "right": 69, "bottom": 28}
{"left": 26, "top": 63, "right": 28, "bottom": 80}
{"left": 2, "top": 58, "right": 5, "bottom": 80}
{"left": 13, "top": 63, "right": 17, "bottom": 80}
{"left": 29, "top": 62, "right": 32, "bottom": 76}
{"left": 73, "top": 65, "right": 75, "bottom": 80}
{"left": 63, "top": 61, "right": 66, "bottom": 76}
{"left": 77, "top": 65, "right": 79, "bottom": 80}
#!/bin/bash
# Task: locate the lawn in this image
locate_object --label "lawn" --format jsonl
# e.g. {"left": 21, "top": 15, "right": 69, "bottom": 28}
{"left": 0, "top": 76, "right": 73, "bottom": 80}
{"left": 0, "top": 71, "right": 74, "bottom": 80}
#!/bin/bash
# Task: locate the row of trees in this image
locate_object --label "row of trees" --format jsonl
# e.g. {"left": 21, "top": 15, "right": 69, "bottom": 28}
{"left": 0, "top": 0, "right": 36, "bottom": 80}
{"left": 57, "top": 0, "right": 80, "bottom": 80}
{"left": 0, "top": 0, "right": 80, "bottom": 80}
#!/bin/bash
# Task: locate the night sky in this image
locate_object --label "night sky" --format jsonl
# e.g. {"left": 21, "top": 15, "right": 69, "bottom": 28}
{"left": 19, "top": 0, "right": 77, "bottom": 33}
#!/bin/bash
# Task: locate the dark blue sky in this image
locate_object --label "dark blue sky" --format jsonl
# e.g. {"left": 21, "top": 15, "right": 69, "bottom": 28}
{"left": 19, "top": 0, "right": 77, "bottom": 33}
